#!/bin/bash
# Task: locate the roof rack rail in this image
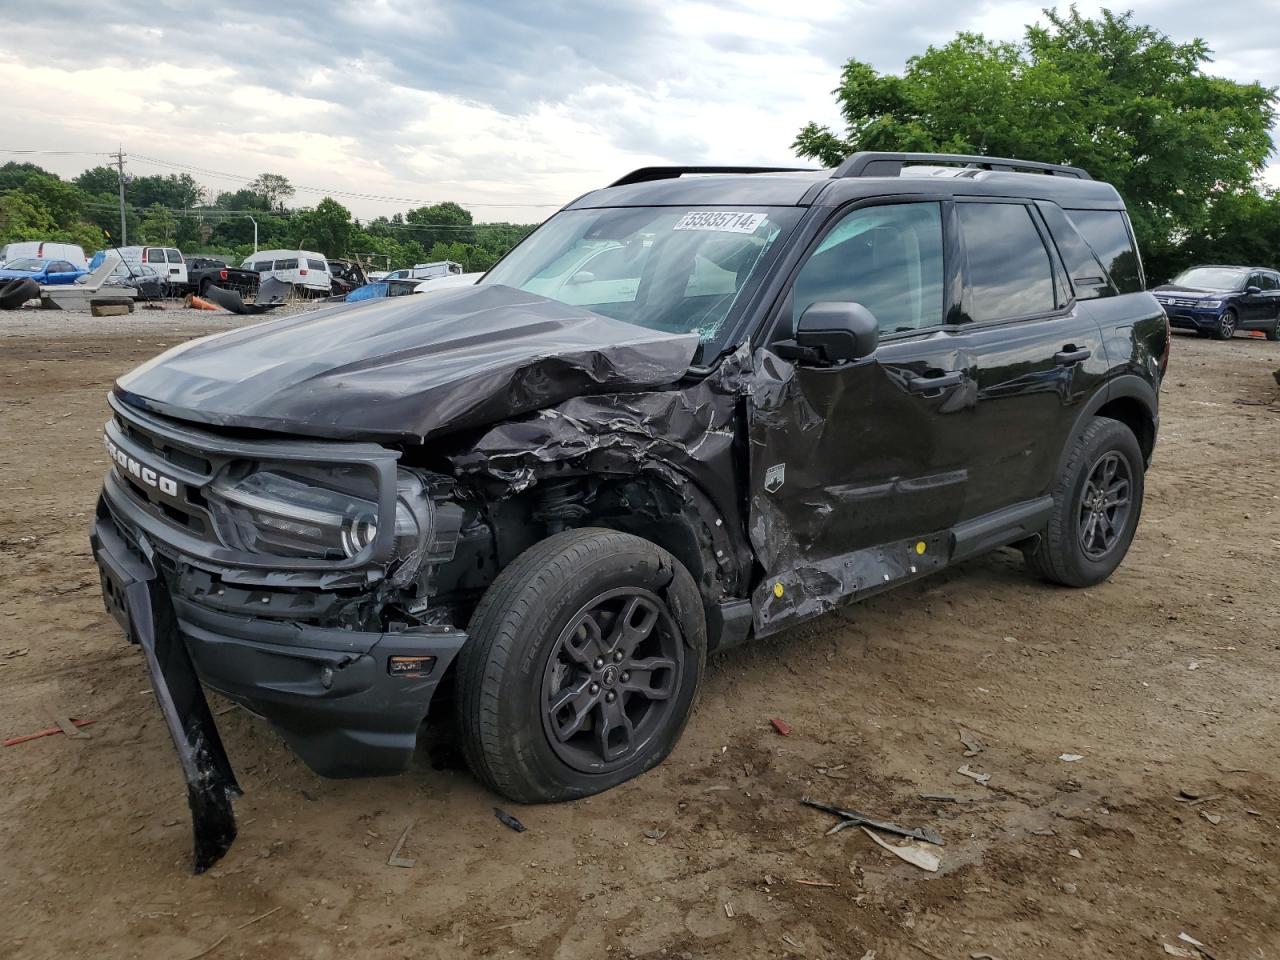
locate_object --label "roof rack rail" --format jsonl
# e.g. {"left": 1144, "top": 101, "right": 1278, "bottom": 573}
{"left": 832, "top": 152, "right": 1091, "bottom": 181}
{"left": 609, "top": 166, "right": 818, "bottom": 187}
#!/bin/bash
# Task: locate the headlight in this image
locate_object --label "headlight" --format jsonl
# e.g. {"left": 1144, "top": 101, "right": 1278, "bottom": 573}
{"left": 1200, "top": 300, "right": 1222, "bottom": 309}
{"left": 207, "top": 463, "right": 432, "bottom": 565}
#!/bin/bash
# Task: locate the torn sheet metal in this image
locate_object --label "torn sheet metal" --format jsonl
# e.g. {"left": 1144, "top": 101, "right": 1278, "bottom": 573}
{"left": 451, "top": 345, "right": 756, "bottom": 596}
{"left": 114, "top": 284, "right": 700, "bottom": 443}
{"left": 201, "top": 277, "right": 290, "bottom": 315}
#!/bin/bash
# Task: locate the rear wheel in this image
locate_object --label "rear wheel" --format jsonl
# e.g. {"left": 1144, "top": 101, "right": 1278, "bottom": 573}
{"left": 1212, "top": 308, "right": 1237, "bottom": 340}
{"left": 1025, "top": 417, "right": 1144, "bottom": 587}
{"left": 456, "top": 528, "right": 705, "bottom": 804}
{"left": 1265, "top": 318, "right": 1280, "bottom": 342}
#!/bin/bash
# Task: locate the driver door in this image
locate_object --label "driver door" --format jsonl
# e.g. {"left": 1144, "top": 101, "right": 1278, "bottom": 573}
{"left": 747, "top": 199, "right": 974, "bottom": 636}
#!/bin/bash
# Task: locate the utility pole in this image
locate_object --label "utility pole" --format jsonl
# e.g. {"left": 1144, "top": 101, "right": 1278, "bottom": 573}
{"left": 113, "top": 146, "right": 127, "bottom": 245}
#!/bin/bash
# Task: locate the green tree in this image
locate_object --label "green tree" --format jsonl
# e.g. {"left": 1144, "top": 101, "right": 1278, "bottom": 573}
{"left": 248, "top": 173, "right": 295, "bottom": 212}
{"left": 74, "top": 165, "right": 121, "bottom": 196}
{"left": 405, "top": 201, "right": 475, "bottom": 247}
{"left": 130, "top": 173, "right": 204, "bottom": 210}
{"left": 139, "top": 203, "right": 177, "bottom": 244}
{"left": 794, "top": 8, "right": 1278, "bottom": 273}
{"left": 0, "top": 161, "right": 51, "bottom": 193}
{"left": 0, "top": 191, "right": 58, "bottom": 242}
{"left": 294, "top": 197, "right": 352, "bottom": 255}
{"left": 20, "top": 174, "right": 87, "bottom": 228}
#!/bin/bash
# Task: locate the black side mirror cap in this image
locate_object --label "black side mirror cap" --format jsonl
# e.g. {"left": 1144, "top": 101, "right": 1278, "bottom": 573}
{"left": 779, "top": 301, "right": 880, "bottom": 364}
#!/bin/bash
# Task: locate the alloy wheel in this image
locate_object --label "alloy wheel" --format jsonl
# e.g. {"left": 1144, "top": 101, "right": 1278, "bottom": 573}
{"left": 1077, "top": 451, "right": 1132, "bottom": 560}
{"left": 540, "top": 588, "right": 684, "bottom": 774}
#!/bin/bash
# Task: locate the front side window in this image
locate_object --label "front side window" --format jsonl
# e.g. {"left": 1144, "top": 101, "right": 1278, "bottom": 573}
{"left": 791, "top": 201, "right": 945, "bottom": 336}
{"left": 959, "top": 202, "right": 1055, "bottom": 322}
{"left": 483, "top": 205, "right": 802, "bottom": 352}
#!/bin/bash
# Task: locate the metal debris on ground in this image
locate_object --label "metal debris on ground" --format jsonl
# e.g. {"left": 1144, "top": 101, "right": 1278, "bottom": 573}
{"left": 1058, "top": 753, "right": 1084, "bottom": 762}
{"left": 770, "top": 717, "right": 792, "bottom": 736}
{"left": 387, "top": 820, "right": 416, "bottom": 868}
{"left": 957, "top": 764, "right": 991, "bottom": 784}
{"left": 4, "top": 718, "right": 97, "bottom": 746}
{"left": 724, "top": 902, "right": 735, "bottom": 918}
{"left": 643, "top": 828, "right": 667, "bottom": 840}
{"left": 55, "top": 716, "right": 91, "bottom": 739}
{"left": 861, "top": 828, "right": 940, "bottom": 872}
{"left": 957, "top": 726, "right": 984, "bottom": 757}
{"left": 920, "top": 794, "right": 956, "bottom": 803}
{"left": 801, "top": 797, "right": 944, "bottom": 845}
{"left": 1178, "top": 931, "right": 1218, "bottom": 960}
{"left": 1200, "top": 811, "right": 1222, "bottom": 825}
{"left": 494, "top": 807, "right": 527, "bottom": 833}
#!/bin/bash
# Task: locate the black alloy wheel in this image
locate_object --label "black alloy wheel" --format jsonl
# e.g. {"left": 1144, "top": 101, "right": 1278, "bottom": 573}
{"left": 541, "top": 588, "right": 684, "bottom": 773}
{"left": 1077, "top": 451, "right": 1132, "bottom": 560}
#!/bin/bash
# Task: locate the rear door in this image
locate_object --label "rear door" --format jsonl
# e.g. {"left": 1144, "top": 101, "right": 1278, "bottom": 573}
{"left": 954, "top": 198, "right": 1107, "bottom": 516}
{"left": 166, "top": 249, "right": 188, "bottom": 286}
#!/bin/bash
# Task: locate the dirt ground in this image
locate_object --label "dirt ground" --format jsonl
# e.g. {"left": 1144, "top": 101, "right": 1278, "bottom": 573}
{"left": 1, "top": 317, "right": 1277, "bottom": 960}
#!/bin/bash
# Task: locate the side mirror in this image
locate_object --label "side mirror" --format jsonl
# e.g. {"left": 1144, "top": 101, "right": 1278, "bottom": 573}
{"left": 1246, "top": 285, "right": 1262, "bottom": 295}
{"left": 787, "top": 301, "right": 880, "bottom": 364}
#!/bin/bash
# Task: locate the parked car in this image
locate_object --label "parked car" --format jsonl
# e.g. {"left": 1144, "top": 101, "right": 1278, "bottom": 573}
{"left": 1152, "top": 265, "right": 1280, "bottom": 340}
{"left": 102, "top": 263, "right": 169, "bottom": 299}
{"left": 91, "top": 151, "right": 1166, "bottom": 872}
{"left": 382, "top": 261, "right": 465, "bottom": 282}
{"left": 414, "top": 271, "right": 483, "bottom": 293}
{"left": 242, "top": 249, "right": 332, "bottom": 294}
{"left": 0, "top": 257, "right": 86, "bottom": 285}
{"left": 326, "top": 259, "right": 370, "bottom": 297}
{"left": 0, "top": 241, "right": 88, "bottom": 270}
{"left": 185, "top": 258, "right": 260, "bottom": 298}
{"left": 104, "top": 246, "right": 190, "bottom": 289}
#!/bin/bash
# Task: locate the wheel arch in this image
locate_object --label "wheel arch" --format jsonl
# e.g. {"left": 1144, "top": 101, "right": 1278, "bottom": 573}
{"left": 1062, "top": 375, "right": 1158, "bottom": 472}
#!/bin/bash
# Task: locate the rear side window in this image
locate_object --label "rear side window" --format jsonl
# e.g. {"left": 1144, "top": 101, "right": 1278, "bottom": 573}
{"left": 276, "top": 259, "right": 298, "bottom": 270}
{"left": 307, "top": 258, "right": 326, "bottom": 271}
{"left": 1037, "top": 202, "right": 1114, "bottom": 300}
{"left": 167, "top": 249, "right": 183, "bottom": 263}
{"left": 1065, "top": 210, "right": 1143, "bottom": 293}
{"left": 144, "top": 248, "right": 160, "bottom": 263}
{"left": 1262, "top": 273, "right": 1279, "bottom": 291}
{"left": 958, "top": 202, "right": 1055, "bottom": 322}
{"left": 792, "top": 201, "right": 945, "bottom": 336}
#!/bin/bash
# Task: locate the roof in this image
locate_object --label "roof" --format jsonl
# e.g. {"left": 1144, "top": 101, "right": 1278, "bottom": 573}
{"left": 566, "top": 153, "right": 1125, "bottom": 212}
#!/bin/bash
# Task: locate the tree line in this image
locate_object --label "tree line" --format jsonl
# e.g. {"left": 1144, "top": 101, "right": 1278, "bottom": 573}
{"left": 794, "top": 8, "right": 1279, "bottom": 283}
{"left": 0, "top": 164, "right": 539, "bottom": 274}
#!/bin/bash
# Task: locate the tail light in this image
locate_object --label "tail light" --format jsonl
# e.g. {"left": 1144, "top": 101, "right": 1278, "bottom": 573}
{"left": 142, "top": 250, "right": 149, "bottom": 263}
{"left": 219, "top": 269, "right": 228, "bottom": 281}
{"left": 299, "top": 269, "right": 308, "bottom": 276}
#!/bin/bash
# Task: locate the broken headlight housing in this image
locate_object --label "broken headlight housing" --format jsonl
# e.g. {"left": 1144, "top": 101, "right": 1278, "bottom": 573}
{"left": 207, "top": 462, "right": 433, "bottom": 567}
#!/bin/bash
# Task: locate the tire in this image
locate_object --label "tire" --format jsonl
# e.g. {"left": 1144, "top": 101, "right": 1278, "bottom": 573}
{"left": 199, "top": 279, "right": 211, "bottom": 297}
{"left": 1265, "top": 319, "right": 1280, "bottom": 342}
{"left": 1212, "top": 308, "right": 1237, "bottom": 340}
{"left": 1025, "top": 416, "right": 1145, "bottom": 588}
{"left": 456, "top": 528, "right": 706, "bottom": 804}
{"left": 0, "top": 277, "right": 39, "bottom": 310}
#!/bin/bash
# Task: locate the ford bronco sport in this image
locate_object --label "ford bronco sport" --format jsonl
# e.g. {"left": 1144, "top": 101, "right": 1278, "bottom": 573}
{"left": 91, "top": 152, "right": 1168, "bottom": 870}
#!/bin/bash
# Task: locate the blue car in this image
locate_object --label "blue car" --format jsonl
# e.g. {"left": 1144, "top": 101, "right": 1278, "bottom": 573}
{"left": 0, "top": 256, "right": 87, "bottom": 286}
{"left": 1153, "top": 265, "right": 1280, "bottom": 341}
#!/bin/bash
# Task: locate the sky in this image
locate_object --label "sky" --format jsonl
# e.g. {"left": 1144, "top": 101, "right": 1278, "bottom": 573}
{"left": 0, "top": 0, "right": 1275, "bottom": 224}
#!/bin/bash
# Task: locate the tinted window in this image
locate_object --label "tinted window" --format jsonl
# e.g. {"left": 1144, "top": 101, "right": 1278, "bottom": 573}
{"left": 1263, "top": 273, "right": 1279, "bottom": 291}
{"left": 275, "top": 259, "right": 298, "bottom": 270}
{"left": 167, "top": 249, "right": 183, "bottom": 263}
{"left": 1038, "top": 202, "right": 1113, "bottom": 300}
{"left": 1066, "top": 210, "right": 1142, "bottom": 293}
{"left": 792, "top": 201, "right": 944, "bottom": 336}
{"left": 959, "top": 202, "right": 1055, "bottom": 322}
{"left": 307, "top": 258, "right": 326, "bottom": 271}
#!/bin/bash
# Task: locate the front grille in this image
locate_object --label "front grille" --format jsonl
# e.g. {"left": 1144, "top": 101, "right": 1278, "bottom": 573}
{"left": 106, "top": 403, "right": 221, "bottom": 546}
{"left": 1157, "top": 297, "right": 1209, "bottom": 309}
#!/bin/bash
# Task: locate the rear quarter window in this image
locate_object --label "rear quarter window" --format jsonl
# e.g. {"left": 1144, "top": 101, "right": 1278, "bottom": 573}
{"left": 276, "top": 259, "right": 298, "bottom": 270}
{"left": 1065, "top": 209, "right": 1143, "bottom": 293}
{"left": 307, "top": 259, "right": 326, "bottom": 271}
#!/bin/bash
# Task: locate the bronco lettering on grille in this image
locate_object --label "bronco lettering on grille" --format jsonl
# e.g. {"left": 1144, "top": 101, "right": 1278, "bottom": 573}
{"left": 104, "top": 435, "right": 180, "bottom": 497}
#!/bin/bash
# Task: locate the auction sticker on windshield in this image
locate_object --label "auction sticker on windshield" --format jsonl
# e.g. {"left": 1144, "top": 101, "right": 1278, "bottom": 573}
{"left": 673, "top": 211, "right": 767, "bottom": 234}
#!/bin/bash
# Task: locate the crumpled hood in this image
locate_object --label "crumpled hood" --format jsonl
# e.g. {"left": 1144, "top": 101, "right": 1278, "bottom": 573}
{"left": 115, "top": 284, "right": 699, "bottom": 442}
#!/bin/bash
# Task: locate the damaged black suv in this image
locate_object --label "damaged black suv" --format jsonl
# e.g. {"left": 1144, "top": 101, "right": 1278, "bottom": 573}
{"left": 91, "top": 152, "right": 1168, "bottom": 870}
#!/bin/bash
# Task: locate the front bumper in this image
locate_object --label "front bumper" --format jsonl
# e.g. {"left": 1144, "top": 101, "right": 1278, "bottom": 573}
{"left": 1158, "top": 303, "right": 1222, "bottom": 331}
{"left": 93, "top": 492, "right": 467, "bottom": 780}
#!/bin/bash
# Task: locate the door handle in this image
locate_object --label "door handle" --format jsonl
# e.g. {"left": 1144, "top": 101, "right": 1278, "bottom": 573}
{"left": 907, "top": 369, "right": 964, "bottom": 394}
{"left": 1053, "top": 345, "right": 1091, "bottom": 366}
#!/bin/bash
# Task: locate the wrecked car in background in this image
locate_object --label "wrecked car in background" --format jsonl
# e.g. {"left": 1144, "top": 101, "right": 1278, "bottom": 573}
{"left": 91, "top": 152, "right": 1167, "bottom": 871}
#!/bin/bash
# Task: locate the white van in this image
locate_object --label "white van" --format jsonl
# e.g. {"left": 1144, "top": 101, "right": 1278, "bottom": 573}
{"left": 383, "top": 260, "right": 464, "bottom": 282}
{"left": 242, "top": 249, "right": 332, "bottom": 294}
{"left": 0, "top": 241, "right": 88, "bottom": 270}
{"left": 110, "top": 246, "right": 189, "bottom": 288}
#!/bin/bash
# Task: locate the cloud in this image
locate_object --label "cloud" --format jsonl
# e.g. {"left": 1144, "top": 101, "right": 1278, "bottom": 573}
{"left": 0, "top": 0, "right": 1274, "bottom": 221}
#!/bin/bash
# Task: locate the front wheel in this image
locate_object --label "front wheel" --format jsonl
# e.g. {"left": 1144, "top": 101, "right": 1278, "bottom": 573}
{"left": 1265, "top": 319, "right": 1280, "bottom": 342}
{"left": 1212, "top": 308, "right": 1237, "bottom": 340}
{"left": 456, "top": 528, "right": 706, "bottom": 804}
{"left": 1025, "top": 416, "right": 1145, "bottom": 587}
